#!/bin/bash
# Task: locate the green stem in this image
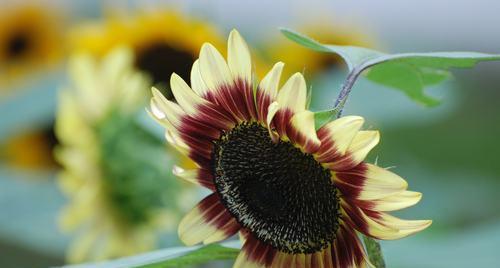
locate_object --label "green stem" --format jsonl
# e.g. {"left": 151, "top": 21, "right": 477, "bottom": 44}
{"left": 363, "top": 236, "right": 386, "bottom": 268}
{"left": 333, "top": 66, "right": 363, "bottom": 118}
{"left": 334, "top": 59, "right": 383, "bottom": 118}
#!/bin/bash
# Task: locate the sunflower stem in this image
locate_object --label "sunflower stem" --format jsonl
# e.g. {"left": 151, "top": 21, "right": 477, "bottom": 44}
{"left": 363, "top": 236, "right": 386, "bottom": 268}
{"left": 333, "top": 66, "right": 364, "bottom": 118}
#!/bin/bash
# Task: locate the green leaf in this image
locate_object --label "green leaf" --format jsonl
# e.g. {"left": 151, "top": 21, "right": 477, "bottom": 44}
{"left": 280, "top": 28, "right": 382, "bottom": 71}
{"left": 314, "top": 106, "right": 341, "bottom": 130}
{"left": 363, "top": 236, "right": 386, "bottom": 268}
{"left": 281, "top": 28, "right": 500, "bottom": 106}
{"left": 365, "top": 62, "right": 443, "bottom": 106}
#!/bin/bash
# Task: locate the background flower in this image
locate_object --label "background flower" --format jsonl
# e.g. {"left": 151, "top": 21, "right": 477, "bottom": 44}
{"left": 55, "top": 48, "right": 182, "bottom": 263}
{"left": 0, "top": 2, "right": 68, "bottom": 174}
{"left": 0, "top": 4, "right": 64, "bottom": 90}
{"left": 68, "top": 9, "right": 225, "bottom": 100}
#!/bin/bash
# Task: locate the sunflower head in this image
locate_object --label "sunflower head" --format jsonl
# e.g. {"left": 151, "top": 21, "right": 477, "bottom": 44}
{"left": 0, "top": 126, "right": 58, "bottom": 170}
{"left": 0, "top": 4, "right": 63, "bottom": 87}
{"left": 69, "top": 10, "right": 224, "bottom": 100}
{"left": 56, "top": 48, "right": 182, "bottom": 263}
{"left": 150, "top": 29, "right": 431, "bottom": 267}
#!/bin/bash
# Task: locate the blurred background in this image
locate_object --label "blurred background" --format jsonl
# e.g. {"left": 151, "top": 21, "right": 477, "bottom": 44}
{"left": 0, "top": 0, "right": 499, "bottom": 267}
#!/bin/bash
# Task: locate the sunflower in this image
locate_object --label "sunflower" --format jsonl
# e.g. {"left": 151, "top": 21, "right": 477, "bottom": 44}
{"left": 69, "top": 10, "right": 224, "bottom": 101}
{"left": 149, "top": 30, "right": 431, "bottom": 267}
{"left": 0, "top": 126, "right": 58, "bottom": 170}
{"left": 0, "top": 4, "right": 63, "bottom": 88}
{"left": 0, "top": 4, "right": 63, "bottom": 168}
{"left": 56, "top": 47, "right": 181, "bottom": 263}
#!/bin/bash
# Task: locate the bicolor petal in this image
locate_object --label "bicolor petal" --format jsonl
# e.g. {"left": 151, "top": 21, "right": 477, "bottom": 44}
{"left": 328, "top": 130, "right": 380, "bottom": 171}
{"left": 228, "top": 29, "right": 252, "bottom": 83}
{"left": 190, "top": 60, "right": 210, "bottom": 98}
{"left": 150, "top": 87, "right": 185, "bottom": 130}
{"left": 178, "top": 193, "right": 239, "bottom": 246}
{"left": 288, "top": 110, "right": 321, "bottom": 153}
{"left": 276, "top": 72, "right": 307, "bottom": 113}
{"left": 199, "top": 42, "right": 233, "bottom": 90}
{"left": 363, "top": 191, "right": 423, "bottom": 212}
{"left": 316, "top": 116, "right": 364, "bottom": 162}
{"left": 334, "top": 163, "right": 408, "bottom": 201}
{"left": 172, "top": 166, "right": 215, "bottom": 190}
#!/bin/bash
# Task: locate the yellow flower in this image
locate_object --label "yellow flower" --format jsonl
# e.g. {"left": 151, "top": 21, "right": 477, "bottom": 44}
{"left": 0, "top": 4, "right": 64, "bottom": 89}
{"left": 0, "top": 4, "right": 67, "bottom": 170}
{"left": 69, "top": 9, "right": 224, "bottom": 100}
{"left": 150, "top": 30, "right": 431, "bottom": 268}
{"left": 56, "top": 48, "right": 178, "bottom": 263}
{"left": 0, "top": 127, "right": 58, "bottom": 170}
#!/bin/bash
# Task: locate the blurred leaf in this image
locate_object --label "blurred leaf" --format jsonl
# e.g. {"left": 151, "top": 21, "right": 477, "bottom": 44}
{"left": 281, "top": 28, "right": 500, "bottom": 106}
{"left": 60, "top": 242, "right": 240, "bottom": 268}
{"left": 143, "top": 244, "right": 239, "bottom": 268}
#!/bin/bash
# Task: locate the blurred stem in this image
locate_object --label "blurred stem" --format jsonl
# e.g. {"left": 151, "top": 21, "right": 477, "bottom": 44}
{"left": 363, "top": 236, "right": 386, "bottom": 268}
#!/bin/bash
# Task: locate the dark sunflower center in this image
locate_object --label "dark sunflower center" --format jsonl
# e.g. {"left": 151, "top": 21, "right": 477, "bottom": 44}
{"left": 213, "top": 122, "right": 341, "bottom": 254}
{"left": 7, "top": 31, "right": 31, "bottom": 58}
{"left": 135, "top": 43, "right": 194, "bottom": 100}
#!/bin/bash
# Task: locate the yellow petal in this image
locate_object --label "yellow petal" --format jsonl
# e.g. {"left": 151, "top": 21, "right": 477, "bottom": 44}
{"left": 203, "top": 217, "right": 239, "bottom": 244}
{"left": 320, "top": 116, "right": 364, "bottom": 156}
{"left": 190, "top": 59, "right": 210, "bottom": 97}
{"left": 178, "top": 195, "right": 227, "bottom": 246}
{"left": 348, "top": 131, "right": 380, "bottom": 163}
{"left": 199, "top": 43, "right": 233, "bottom": 90}
{"left": 164, "top": 130, "right": 190, "bottom": 155}
{"left": 173, "top": 166, "right": 200, "bottom": 185}
{"left": 356, "top": 164, "right": 408, "bottom": 200}
{"left": 228, "top": 29, "right": 252, "bottom": 83}
{"left": 170, "top": 73, "right": 209, "bottom": 116}
{"left": 266, "top": 101, "right": 280, "bottom": 142}
{"left": 329, "top": 130, "right": 380, "bottom": 170}
{"left": 373, "top": 191, "right": 422, "bottom": 211}
{"left": 277, "top": 72, "right": 307, "bottom": 113}
{"left": 259, "top": 62, "right": 284, "bottom": 101}
{"left": 146, "top": 107, "right": 175, "bottom": 133}
{"left": 233, "top": 250, "right": 266, "bottom": 268}
{"left": 334, "top": 165, "right": 408, "bottom": 202}
{"left": 66, "top": 228, "right": 101, "bottom": 263}
{"left": 150, "top": 87, "right": 185, "bottom": 129}
{"left": 289, "top": 110, "right": 321, "bottom": 153}
{"left": 372, "top": 213, "right": 432, "bottom": 240}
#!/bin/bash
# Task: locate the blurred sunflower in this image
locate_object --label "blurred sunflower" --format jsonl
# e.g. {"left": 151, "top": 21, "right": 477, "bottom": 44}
{"left": 0, "top": 126, "right": 58, "bottom": 170}
{"left": 0, "top": 4, "right": 63, "bottom": 89}
{"left": 69, "top": 10, "right": 224, "bottom": 101}
{"left": 150, "top": 30, "right": 431, "bottom": 267}
{"left": 0, "top": 4, "right": 65, "bottom": 170}
{"left": 56, "top": 47, "right": 182, "bottom": 263}
{"left": 263, "top": 21, "right": 375, "bottom": 78}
